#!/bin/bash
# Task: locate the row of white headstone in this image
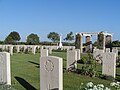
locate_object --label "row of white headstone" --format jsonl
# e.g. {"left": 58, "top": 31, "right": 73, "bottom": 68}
{"left": 0, "top": 45, "right": 75, "bottom": 55}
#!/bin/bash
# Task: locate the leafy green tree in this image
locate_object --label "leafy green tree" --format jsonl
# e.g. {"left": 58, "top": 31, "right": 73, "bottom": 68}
{"left": 4, "top": 31, "right": 21, "bottom": 44}
{"left": 4, "top": 36, "right": 14, "bottom": 44}
{"left": 47, "top": 32, "right": 60, "bottom": 42}
{"left": 112, "top": 40, "right": 120, "bottom": 47}
{"left": 9, "top": 31, "right": 21, "bottom": 42}
{"left": 64, "top": 32, "right": 74, "bottom": 42}
{"left": 26, "top": 33, "right": 40, "bottom": 45}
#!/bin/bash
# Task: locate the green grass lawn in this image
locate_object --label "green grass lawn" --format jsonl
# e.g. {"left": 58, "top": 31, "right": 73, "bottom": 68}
{"left": 10, "top": 52, "right": 120, "bottom": 90}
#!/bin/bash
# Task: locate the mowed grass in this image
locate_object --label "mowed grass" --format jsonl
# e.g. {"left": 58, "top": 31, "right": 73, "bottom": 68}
{"left": 10, "top": 52, "right": 120, "bottom": 90}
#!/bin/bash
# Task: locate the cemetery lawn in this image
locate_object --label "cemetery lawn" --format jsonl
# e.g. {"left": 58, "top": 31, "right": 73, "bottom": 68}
{"left": 11, "top": 52, "right": 120, "bottom": 90}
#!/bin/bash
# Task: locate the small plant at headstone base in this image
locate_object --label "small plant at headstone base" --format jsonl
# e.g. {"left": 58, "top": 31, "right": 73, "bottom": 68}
{"left": 100, "top": 74, "right": 115, "bottom": 81}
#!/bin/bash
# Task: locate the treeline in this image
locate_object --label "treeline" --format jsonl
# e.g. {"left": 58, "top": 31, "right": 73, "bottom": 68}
{"left": 0, "top": 31, "right": 75, "bottom": 45}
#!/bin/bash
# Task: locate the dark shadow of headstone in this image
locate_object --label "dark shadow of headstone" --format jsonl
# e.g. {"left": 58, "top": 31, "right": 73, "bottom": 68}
{"left": 28, "top": 61, "right": 39, "bottom": 65}
{"left": 15, "top": 76, "right": 37, "bottom": 90}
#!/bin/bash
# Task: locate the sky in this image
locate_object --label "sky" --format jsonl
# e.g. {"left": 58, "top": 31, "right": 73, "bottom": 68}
{"left": 0, "top": 0, "right": 120, "bottom": 42}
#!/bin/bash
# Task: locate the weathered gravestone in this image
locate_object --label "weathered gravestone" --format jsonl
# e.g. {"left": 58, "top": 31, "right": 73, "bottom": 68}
{"left": 40, "top": 49, "right": 48, "bottom": 57}
{"left": 32, "top": 46, "right": 36, "bottom": 54}
{"left": 93, "top": 49, "right": 104, "bottom": 63}
{"left": 112, "top": 48, "right": 118, "bottom": 57}
{"left": 0, "top": 52, "right": 11, "bottom": 85}
{"left": 75, "top": 49, "right": 80, "bottom": 61}
{"left": 16, "top": 45, "right": 20, "bottom": 53}
{"left": 102, "top": 52, "right": 116, "bottom": 78}
{"left": 105, "top": 48, "right": 110, "bottom": 52}
{"left": 9, "top": 46, "right": 13, "bottom": 55}
{"left": 67, "top": 50, "right": 77, "bottom": 71}
{"left": 48, "top": 48, "right": 52, "bottom": 54}
{"left": 40, "top": 56, "right": 63, "bottom": 90}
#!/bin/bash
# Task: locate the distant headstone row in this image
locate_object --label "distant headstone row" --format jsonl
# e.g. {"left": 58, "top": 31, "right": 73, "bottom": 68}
{"left": 0, "top": 45, "right": 75, "bottom": 55}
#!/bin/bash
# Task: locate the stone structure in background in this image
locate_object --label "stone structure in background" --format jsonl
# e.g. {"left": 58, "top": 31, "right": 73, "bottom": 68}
{"left": 9, "top": 46, "right": 13, "bottom": 55}
{"left": 0, "top": 52, "right": 11, "bottom": 85}
{"left": 75, "top": 32, "right": 112, "bottom": 53}
{"left": 40, "top": 56, "right": 63, "bottom": 90}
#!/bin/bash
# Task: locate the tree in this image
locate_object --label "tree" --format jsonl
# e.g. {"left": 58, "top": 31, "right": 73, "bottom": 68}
{"left": 64, "top": 32, "right": 74, "bottom": 42}
{"left": 4, "top": 31, "right": 21, "bottom": 44}
{"left": 26, "top": 33, "right": 40, "bottom": 45}
{"left": 4, "top": 36, "right": 14, "bottom": 44}
{"left": 47, "top": 32, "right": 60, "bottom": 42}
{"left": 9, "top": 31, "right": 21, "bottom": 42}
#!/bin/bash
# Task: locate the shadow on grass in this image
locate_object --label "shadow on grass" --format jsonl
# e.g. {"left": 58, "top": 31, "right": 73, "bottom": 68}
{"left": 28, "top": 61, "right": 40, "bottom": 68}
{"left": 28, "top": 61, "right": 39, "bottom": 65}
{"left": 15, "top": 76, "right": 37, "bottom": 90}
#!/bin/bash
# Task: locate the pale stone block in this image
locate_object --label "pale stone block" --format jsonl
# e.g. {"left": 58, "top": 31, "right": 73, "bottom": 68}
{"left": 67, "top": 50, "right": 77, "bottom": 71}
{"left": 112, "top": 48, "right": 118, "bottom": 57}
{"left": 102, "top": 52, "right": 116, "bottom": 78}
{"left": 75, "top": 49, "right": 80, "bottom": 60}
{"left": 93, "top": 49, "right": 104, "bottom": 63}
{"left": 40, "top": 56, "right": 63, "bottom": 90}
{"left": 32, "top": 46, "right": 37, "bottom": 54}
{"left": 48, "top": 48, "right": 52, "bottom": 54}
{"left": 9, "top": 46, "right": 13, "bottom": 55}
{"left": 41, "top": 49, "right": 48, "bottom": 57}
{"left": 105, "top": 48, "right": 110, "bottom": 52}
{"left": 0, "top": 52, "right": 11, "bottom": 85}
{"left": 16, "top": 45, "right": 20, "bottom": 53}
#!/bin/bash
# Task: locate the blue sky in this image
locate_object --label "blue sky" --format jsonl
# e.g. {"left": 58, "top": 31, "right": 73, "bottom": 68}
{"left": 0, "top": 0, "right": 120, "bottom": 42}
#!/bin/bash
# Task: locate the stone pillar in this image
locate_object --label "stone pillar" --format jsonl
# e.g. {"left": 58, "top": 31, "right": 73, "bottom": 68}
{"left": 75, "top": 33, "right": 83, "bottom": 53}
{"left": 103, "top": 34, "right": 106, "bottom": 51}
{"left": 59, "top": 34, "right": 63, "bottom": 48}
{"left": 85, "top": 35, "right": 92, "bottom": 52}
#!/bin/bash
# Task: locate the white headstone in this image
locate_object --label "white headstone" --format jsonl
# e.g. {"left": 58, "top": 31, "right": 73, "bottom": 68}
{"left": 41, "top": 49, "right": 48, "bottom": 57}
{"left": 32, "top": 46, "right": 36, "bottom": 54}
{"left": 9, "top": 46, "right": 13, "bottom": 55}
{"left": 67, "top": 50, "right": 77, "bottom": 71}
{"left": 0, "top": 52, "right": 11, "bottom": 85}
{"left": 75, "top": 49, "right": 80, "bottom": 60}
{"left": 40, "top": 56, "right": 63, "bottom": 90}
{"left": 102, "top": 52, "right": 116, "bottom": 78}
{"left": 93, "top": 49, "right": 104, "bottom": 63}
{"left": 16, "top": 45, "right": 20, "bottom": 53}
{"left": 112, "top": 48, "right": 118, "bottom": 57}
{"left": 105, "top": 48, "right": 110, "bottom": 52}
{"left": 48, "top": 48, "right": 52, "bottom": 54}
